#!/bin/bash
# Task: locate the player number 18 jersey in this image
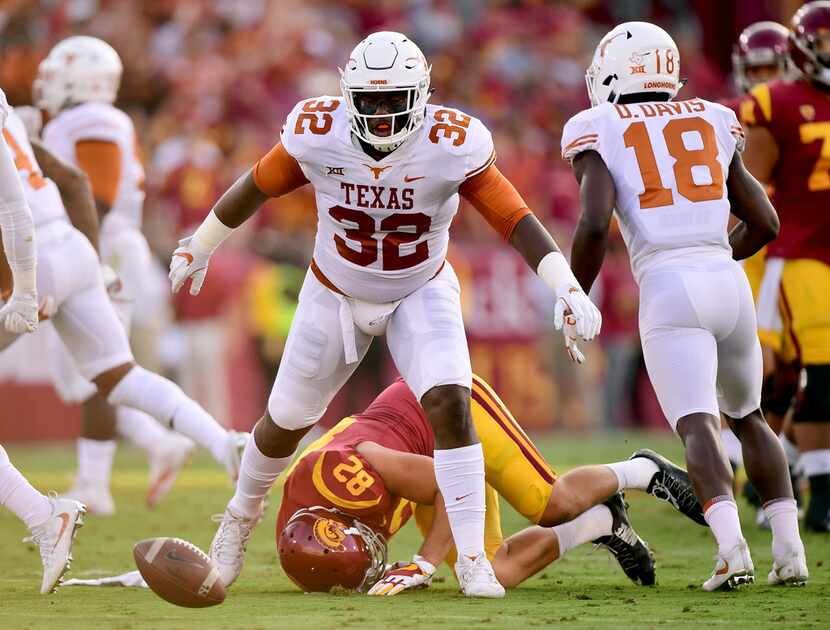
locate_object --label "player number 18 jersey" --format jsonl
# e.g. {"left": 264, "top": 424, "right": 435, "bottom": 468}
{"left": 561, "top": 99, "right": 744, "bottom": 282}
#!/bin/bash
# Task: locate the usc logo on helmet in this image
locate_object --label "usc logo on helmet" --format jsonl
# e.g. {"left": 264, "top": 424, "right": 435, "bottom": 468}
{"left": 313, "top": 518, "right": 348, "bottom": 551}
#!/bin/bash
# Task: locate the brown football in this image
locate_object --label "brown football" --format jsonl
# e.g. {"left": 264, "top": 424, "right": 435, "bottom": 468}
{"left": 133, "top": 537, "right": 225, "bottom": 608}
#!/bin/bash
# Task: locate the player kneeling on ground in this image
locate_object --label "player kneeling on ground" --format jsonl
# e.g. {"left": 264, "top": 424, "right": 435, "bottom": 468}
{"left": 563, "top": 21, "right": 808, "bottom": 590}
{"left": 273, "top": 375, "right": 704, "bottom": 594}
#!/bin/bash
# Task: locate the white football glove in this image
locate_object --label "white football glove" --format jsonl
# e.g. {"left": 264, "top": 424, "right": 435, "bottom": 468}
{"left": 553, "top": 284, "right": 602, "bottom": 341}
{"left": 0, "top": 290, "right": 39, "bottom": 333}
{"left": 14, "top": 106, "right": 43, "bottom": 140}
{"left": 169, "top": 236, "right": 211, "bottom": 295}
{"left": 367, "top": 555, "right": 435, "bottom": 596}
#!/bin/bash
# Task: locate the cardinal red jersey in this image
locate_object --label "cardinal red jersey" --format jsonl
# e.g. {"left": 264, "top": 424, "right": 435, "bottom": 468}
{"left": 744, "top": 79, "right": 830, "bottom": 264}
{"left": 277, "top": 379, "right": 432, "bottom": 540}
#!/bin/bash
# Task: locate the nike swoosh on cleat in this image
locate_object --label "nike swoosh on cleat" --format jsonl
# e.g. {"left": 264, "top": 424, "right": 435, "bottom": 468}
{"left": 53, "top": 513, "right": 70, "bottom": 551}
{"left": 404, "top": 175, "right": 426, "bottom": 183}
{"left": 716, "top": 560, "right": 730, "bottom": 576}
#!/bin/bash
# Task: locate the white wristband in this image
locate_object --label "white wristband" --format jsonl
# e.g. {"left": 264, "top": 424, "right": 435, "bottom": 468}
{"left": 191, "top": 210, "right": 235, "bottom": 253}
{"left": 536, "top": 251, "right": 581, "bottom": 294}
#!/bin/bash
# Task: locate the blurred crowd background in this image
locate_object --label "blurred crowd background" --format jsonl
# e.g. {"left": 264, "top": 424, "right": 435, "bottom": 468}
{"left": 0, "top": 0, "right": 807, "bottom": 438}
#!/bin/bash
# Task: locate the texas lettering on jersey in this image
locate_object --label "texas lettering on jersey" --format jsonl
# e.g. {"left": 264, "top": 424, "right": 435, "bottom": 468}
{"left": 561, "top": 98, "right": 743, "bottom": 282}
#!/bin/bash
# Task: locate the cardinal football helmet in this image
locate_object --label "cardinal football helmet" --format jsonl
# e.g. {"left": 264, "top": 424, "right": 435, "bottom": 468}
{"left": 340, "top": 31, "right": 431, "bottom": 152}
{"left": 586, "top": 22, "right": 681, "bottom": 106}
{"left": 732, "top": 22, "right": 792, "bottom": 93}
{"left": 789, "top": 1, "right": 830, "bottom": 87}
{"left": 34, "top": 36, "right": 122, "bottom": 116}
{"left": 278, "top": 507, "right": 387, "bottom": 593}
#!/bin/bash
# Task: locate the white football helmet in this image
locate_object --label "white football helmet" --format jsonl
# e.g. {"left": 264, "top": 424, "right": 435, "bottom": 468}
{"left": 340, "top": 31, "right": 431, "bottom": 152}
{"left": 586, "top": 22, "right": 681, "bottom": 106}
{"left": 34, "top": 36, "right": 122, "bottom": 116}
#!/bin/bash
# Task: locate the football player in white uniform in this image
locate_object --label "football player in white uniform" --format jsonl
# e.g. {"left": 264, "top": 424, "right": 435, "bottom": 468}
{"left": 0, "top": 88, "right": 85, "bottom": 594}
{"left": 0, "top": 90, "right": 244, "bottom": 499}
{"left": 563, "top": 22, "right": 807, "bottom": 590}
{"left": 25, "top": 36, "right": 194, "bottom": 514}
{"left": 170, "top": 31, "right": 601, "bottom": 598}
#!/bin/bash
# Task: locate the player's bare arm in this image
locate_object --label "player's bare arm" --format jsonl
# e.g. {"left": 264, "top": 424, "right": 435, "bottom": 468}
{"left": 568, "top": 150, "right": 616, "bottom": 293}
{"left": 741, "top": 126, "right": 779, "bottom": 185}
{"left": 30, "top": 139, "right": 100, "bottom": 253}
{"left": 169, "top": 143, "right": 306, "bottom": 295}
{"left": 726, "top": 152, "right": 779, "bottom": 261}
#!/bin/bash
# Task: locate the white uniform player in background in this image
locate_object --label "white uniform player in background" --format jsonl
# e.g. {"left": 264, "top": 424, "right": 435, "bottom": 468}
{"left": 170, "top": 31, "right": 601, "bottom": 597}
{"left": 0, "top": 86, "right": 245, "bottom": 503}
{"left": 563, "top": 22, "right": 807, "bottom": 591}
{"left": 21, "top": 36, "right": 194, "bottom": 515}
{"left": 0, "top": 88, "right": 85, "bottom": 594}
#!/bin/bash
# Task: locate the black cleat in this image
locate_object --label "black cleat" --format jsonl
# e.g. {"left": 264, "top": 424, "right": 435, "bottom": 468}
{"left": 593, "top": 493, "right": 655, "bottom": 586}
{"left": 804, "top": 506, "right": 830, "bottom": 533}
{"left": 630, "top": 449, "right": 706, "bottom": 526}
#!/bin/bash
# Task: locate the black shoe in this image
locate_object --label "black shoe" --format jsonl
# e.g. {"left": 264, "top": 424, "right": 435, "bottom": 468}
{"left": 593, "top": 493, "right": 655, "bottom": 586}
{"left": 804, "top": 504, "right": 830, "bottom": 533}
{"left": 630, "top": 449, "right": 706, "bottom": 526}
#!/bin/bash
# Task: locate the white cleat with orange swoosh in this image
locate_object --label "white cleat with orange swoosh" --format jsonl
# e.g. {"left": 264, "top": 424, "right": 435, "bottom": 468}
{"left": 29, "top": 497, "right": 86, "bottom": 594}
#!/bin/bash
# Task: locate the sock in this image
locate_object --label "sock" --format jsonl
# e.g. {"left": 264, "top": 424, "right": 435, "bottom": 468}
{"left": 0, "top": 445, "right": 51, "bottom": 528}
{"left": 703, "top": 496, "right": 744, "bottom": 555}
{"left": 228, "top": 437, "right": 291, "bottom": 519}
{"left": 108, "top": 366, "right": 228, "bottom": 463}
{"left": 721, "top": 429, "right": 744, "bottom": 469}
{"left": 763, "top": 498, "right": 803, "bottom": 558}
{"left": 552, "top": 504, "right": 613, "bottom": 557}
{"left": 115, "top": 406, "right": 177, "bottom": 455}
{"left": 434, "top": 443, "right": 486, "bottom": 559}
{"left": 605, "top": 458, "right": 659, "bottom": 492}
{"left": 76, "top": 438, "right": 116, "bottom": 490}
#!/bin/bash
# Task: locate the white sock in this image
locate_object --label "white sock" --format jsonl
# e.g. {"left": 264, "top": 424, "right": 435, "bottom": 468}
{"left": 763, "top": 498, "right": 803, "bottom": 558}
{"left": 76, "top": 438, "right": 116, "bottom": 490}
{"left": 552, "top": 504, "right": 613, "bottom": 557}
{"left": 605, "top": 458, "right": 659, "bottom": 492}
{"left": 721, "top": 429, "right": 744, "bottom": 468}
{"left": 228, "top": 436, "right": 291, "bottom": 519}
{"left": 779, "top": 435, "right": 800, "bottom": 470}
{"left": 800, "top": 449, "right": 830, "bottom": 477}
{"left": 116, "top": 406, "right": 174, "bottom": 455}
{"left": 434, "top": 443, "right": 486, "bottom": 559}
{"left": 108, "top": 366, "right": 228, "bottom": 463}
{"left": 0, "top": 445, "right": 52, "bottom": 528}
{"left": 704, "top": 497, "right": 744, "bottom": 555}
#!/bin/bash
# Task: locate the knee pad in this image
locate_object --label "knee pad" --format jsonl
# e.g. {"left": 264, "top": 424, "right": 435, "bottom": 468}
{"left": 267, "top": 388, "right": 324, "bottom": 431}
{"left": 793, "top": 364, "right": 830, "bottom": 423}
{"left": 762, "top": 362, "right": 800, "bottom": 417}
{"left": 107, "top": 366, "right": 180, "bottom": 426}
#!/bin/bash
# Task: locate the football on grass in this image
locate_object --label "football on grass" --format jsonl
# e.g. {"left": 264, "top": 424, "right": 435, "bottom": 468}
{"left": 133, "top": 537, "right": 225, "bottom": 607}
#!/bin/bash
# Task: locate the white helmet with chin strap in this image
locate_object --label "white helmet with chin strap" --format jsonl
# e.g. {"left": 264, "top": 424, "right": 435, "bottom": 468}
{"left": 340, "top": 31, "right": 431, "bottom": 152}
{"left": 34, "top": 36, "right": 123, "bottom": 116}
{"left": 586, "top": 22, "right": 681, "bottom": 106}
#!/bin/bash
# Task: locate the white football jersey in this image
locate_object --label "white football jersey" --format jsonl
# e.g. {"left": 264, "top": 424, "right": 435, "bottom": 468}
{"left": 281, "top": 96, "right": 494, "bottom": 303}
{"left": 561, "top": 98, "right": 744, "bottom": 282}
{"left": 2, "top": 103, "right": 67, "bottom": 229}
{"left": 43, "top": 101, "right": 145, "bottom": 231}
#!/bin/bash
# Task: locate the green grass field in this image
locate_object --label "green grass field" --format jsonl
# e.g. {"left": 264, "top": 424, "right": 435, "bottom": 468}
{"left": 1, "top": 432, "right": 827, "bottom": 629}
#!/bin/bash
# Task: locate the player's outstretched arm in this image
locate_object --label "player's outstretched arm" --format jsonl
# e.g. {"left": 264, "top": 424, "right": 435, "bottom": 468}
{"left": 169, "top": 142, "right": 307, "bottom": 295}
{"left": 0, "top": 134, "right": 38, "bottom": 333}
{"left": 460, "top": 165, "right": 601, "bottom": 342}
{"left": 569, "top": 150, "right": 616, "bottom": 294}
{"left": 31, "top": 140, "right": 99, "bottom": 253}
{"left": 726, "top": 151, "right": 779, "bottom": 261}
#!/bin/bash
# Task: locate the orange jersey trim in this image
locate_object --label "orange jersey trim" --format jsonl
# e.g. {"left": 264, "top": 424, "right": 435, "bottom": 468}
{"left": 252, "top": 142, "right": 309, "bottom": 197}
{"left": 562, "top": 133, "right": 599, "bottom": 153}
{"left": 471, "top": 375, "right": 555, "bottom": 484}
{"left": 459, "top": 164, "right": 531, "bottom": 240}
{"left": 75, "top": 140, "right": 122, "bottom": 206}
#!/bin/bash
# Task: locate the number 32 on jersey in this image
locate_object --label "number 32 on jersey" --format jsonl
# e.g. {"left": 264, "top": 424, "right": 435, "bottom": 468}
{"left": 624, "top": 116, "right": 724, "bottom": 209}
